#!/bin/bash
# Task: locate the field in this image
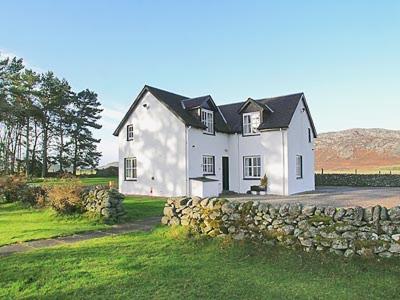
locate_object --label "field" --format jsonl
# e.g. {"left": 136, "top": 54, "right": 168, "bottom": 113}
{"left": 1, "top": 176, "right": 400, "bottom": 299}
{"left": 0, "top": 195, "right": 165, "bottom": 246}
{"left": 1, "top": 226, "right": 399, "bottom": 299}
{"left": 28, "top": 176, "right": 118, "bottom": 187}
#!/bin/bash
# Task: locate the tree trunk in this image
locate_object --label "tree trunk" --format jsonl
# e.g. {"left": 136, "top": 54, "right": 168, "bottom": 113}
{"left": 41, "top": 124, "right": 48, "bottom": 178}
{"left": 25, "top": 116, "right": 30, "bottom": 177}
{"left": 59, "top": 123, "right": 63, "bottom": 172}
{"left": 72, "top": 137, "right": 78, "bottom": 176}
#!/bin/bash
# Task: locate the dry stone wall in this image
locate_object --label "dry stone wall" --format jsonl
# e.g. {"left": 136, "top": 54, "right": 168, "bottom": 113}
{"left": 162, "top": 197, "right": 400, "bottom": 258}
{"left": 316, "top": 174, "right": 400, "bottom": 187}
{"left": 81, "top": 187, "right": 125, "bottom": 222}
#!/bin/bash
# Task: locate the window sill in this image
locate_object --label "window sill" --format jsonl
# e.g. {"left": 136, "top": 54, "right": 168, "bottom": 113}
{"left": 242, "top": 133, "right": 260, "bottom": 137}
{"left": 203, "top": 173, "right": 215, "bottom": 176}
{"left": 243, "top": 177, "right": 261, "bottom": 180}
{"left": 127, "top": 139, "right": 134, "bottom": 142}
{"left": 125, "top": 179, "right": 137, "bottom": 181}
{"left": 296, "top": 177, "right": 303, "bottom": 180}
{"left": 203, "top": 131, "right": 215, "bottom": 136}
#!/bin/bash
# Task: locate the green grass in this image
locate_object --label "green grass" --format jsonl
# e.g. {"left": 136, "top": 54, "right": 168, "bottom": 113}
{"left": 0, "top": 226, "right": 399, "bottom": 299}
{"left": 0, "top": 196, "right": 165, "bottom": 246}
{"left": 29, "top": 176, "right": 118, "bottom": 187}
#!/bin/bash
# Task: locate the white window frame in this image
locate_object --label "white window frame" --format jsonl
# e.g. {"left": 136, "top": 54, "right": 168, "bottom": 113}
{"left": 202, "top": 155, "right": 215, "bottom": 175}
{"left": 243, "top": 112, "right": 260, "bottom": 135}
{"left": 201, "top": 109, "right": 214, "bottom": 134}
{"left": 296, "top": 155, "right": 303, "bottom": 179}
{"left": 127, "top": 124, "right": 134, "bottom": 141}
{"left": 125, "top": 157, "right": 137, "bottom": 180}
{"left": 243, "top": 156, "right": 261, "bottom": 179}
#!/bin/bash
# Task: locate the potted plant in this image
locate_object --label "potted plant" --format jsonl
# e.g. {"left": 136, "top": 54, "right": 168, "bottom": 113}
{"left": 250, "top": 175, "right": 268, "bottom": 195}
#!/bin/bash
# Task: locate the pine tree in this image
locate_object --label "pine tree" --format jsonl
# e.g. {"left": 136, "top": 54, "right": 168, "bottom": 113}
{"left": 69, "top": 89, "right": 103, "bottom": 175}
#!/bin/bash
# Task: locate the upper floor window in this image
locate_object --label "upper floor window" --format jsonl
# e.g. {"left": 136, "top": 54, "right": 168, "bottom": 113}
{"left": 201, "top": 109, "right": 214, "bottom": 134}
{"left": 296, "top": 155, "right": 303, "bottom": 179}
{"left": 127, "top": 124, "right": 134, "bottom": 141}
{"left": 243, "top": 112, "right": 260, "bottom": 135}
{"left": 308, "top": 128, "right": 312, "bottom": 143}
{"left": 243, "top": 156, "right": 261, "bottom": 178}
{"left": 125, "top": 157, "right": 137, "bottom": 180}
{"left": 202, "top": 155, "right": 215, "bottom": 175}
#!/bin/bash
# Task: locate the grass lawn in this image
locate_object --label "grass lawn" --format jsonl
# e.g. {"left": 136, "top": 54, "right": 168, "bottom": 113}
{"left": 29, "top": 176, "right": 118, "bottom": 187}
{"left": 0, "top": 196, "right": 166, "bottom": 246}
{"left": 0, "top": 226, "right": 399, "bottom": 299}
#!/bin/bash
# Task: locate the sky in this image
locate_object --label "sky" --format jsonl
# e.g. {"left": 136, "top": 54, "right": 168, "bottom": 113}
{"left": 1, "top": 1, "right": 399, "bottom": 165}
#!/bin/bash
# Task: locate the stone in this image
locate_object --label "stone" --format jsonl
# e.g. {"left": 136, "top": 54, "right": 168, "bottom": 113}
{"left": 325, "top": 206, "right": 336, "bottom": 217}
{"left": 288, "top": 204, "right": 301, "bottom": 217}
{"left": 342, "top": 231, "right": 357, "bottom": 240}
{"left": 228, "top": 226, "right": 236, "bottom": 234}
{"left": 221, "top": 202, "right": 235, "bottom": 214}
{"left": 161, "top": 216, "right": 169, "bottom": 225}
{"left": 380, "top": 207, "right": 388, "bottom": 221}
{"left": 281, "top": 225, "right": 295, "bottom": 235}
{"left": 302, "top": 205, "right": 316, "bottom": 216}
{"left": 279, "top": 204, "right": 290, "bottom": 217}
{"left": 372, "top": 205, "right": 381, "bottom": 222}
{"left": 163, "top": 206, "right": 175, "bottom": 217}
{"left": 363, "top": 207, "right": 373, "bottom": 222}
{"left": 373, "top": 244, "right": 388, "bottom": 254}
{"left": 299, "top": 237, "right": 313, "bottom": 247}
{"left": 233, "top": 231, "right": 245, "bottom": 240}
{"left": 258, "top": 203, "right": 269, "bottom": 213}
{"left": 378, "top": 251, "right": 393, "bottom": 258}
{"left": 388, "top": 206, "right": 400, "bottom": 221}
{"left": 200, "top": 198, "right": 209, "bottom": 207}
{"left": 329, "top": 248, "right": 344, "bottom": 256}
{"left": 170, "top": 217, "right": 180, "bottom": 226}
{"left": 388, "top": 243, "right": 400, "bottom": 253}
{"left": 334, "top": 208, "right": 346, "bottom": 221}
{"left": 344, "top": 249, "right": 355, "bottom": 258}
{"left": 331, "top": 239, "right": 348, "bottom": 250}
{"left": 357, "top": 248, "right": 374, "bottom": 257}
{"left": 391, "top": 234, "right": 400, "bottom": 241}
{"left": 335, "top": 225, "right": 357, "bottom": 233}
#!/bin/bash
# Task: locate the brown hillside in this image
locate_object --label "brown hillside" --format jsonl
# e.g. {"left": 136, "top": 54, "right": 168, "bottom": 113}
{"left": 315, "top": 128, "right": 400, "bottom": 172}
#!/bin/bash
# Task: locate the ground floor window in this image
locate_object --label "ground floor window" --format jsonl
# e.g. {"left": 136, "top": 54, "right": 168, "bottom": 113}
{"left": 243, "top": 156, "right": 261, "bottom": 178}
{"left": 125, "top": 157, "right": 137, "bottom": 180}
{"left": 202, "top": 155, "right": 215, "bottom": 175}
{"left": 296, "top": 155, "right": 303, "bottom": 179}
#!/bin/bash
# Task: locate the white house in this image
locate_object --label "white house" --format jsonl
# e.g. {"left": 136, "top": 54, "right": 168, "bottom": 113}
{"left": 113, "top": 85, "right": 317, "bottom": 197}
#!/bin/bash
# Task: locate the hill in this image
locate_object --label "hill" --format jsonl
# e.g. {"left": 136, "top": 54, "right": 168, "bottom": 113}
{"left": 315, "top": 128, "right": 400, "bottom": 172}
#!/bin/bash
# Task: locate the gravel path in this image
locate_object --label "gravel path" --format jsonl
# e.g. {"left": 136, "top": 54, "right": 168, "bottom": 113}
{"left": 225, "top": 186, "right": 400, "bottom": 208}
{"left": 0, "top": 216, "right": 160, "bottom": 257}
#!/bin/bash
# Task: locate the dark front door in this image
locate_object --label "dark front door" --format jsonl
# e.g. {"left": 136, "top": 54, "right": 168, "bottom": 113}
{"left": 222, "top": 157, "right": 229, "bottom": 191}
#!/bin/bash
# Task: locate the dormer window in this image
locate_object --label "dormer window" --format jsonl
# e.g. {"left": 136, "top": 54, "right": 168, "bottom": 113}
{"left": 127, "top": 124, "right": 134, "bottom": 141}
{"left": 243, "top": 112, "right": 260, "bottom": 135}
{"left": 201, "top": 109, "right": 214, "bottom": 134}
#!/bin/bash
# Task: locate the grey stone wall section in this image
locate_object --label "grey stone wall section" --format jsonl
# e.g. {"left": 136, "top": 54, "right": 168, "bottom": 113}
{"left": 81, "top": 187, "right": 125, "bottom": 222}
{"left": 162, "top": 197, "right": 400, "bottom": 258}
{"left": 316, "top": 174, "right": 400, "bottom": 187}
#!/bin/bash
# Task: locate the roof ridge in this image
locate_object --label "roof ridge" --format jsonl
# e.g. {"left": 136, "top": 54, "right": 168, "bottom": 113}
{"left": 145, "top": 85, "right": 189, "bottom": 99}
{"left": 218, "top": 92, "right": 304, "bottom": 108}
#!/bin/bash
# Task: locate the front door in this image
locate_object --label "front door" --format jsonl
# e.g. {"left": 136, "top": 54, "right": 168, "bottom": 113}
{"left": 222, "top": 156, "right": 229, "bottom": 191}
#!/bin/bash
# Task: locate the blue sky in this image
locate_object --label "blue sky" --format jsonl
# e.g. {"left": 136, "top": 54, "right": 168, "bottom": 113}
{"left": 1, "top": 1, "right": 399, "bottom": 164}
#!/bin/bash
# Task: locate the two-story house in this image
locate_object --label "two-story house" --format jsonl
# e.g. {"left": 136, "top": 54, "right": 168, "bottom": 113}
{"left": 113, "top": 85, "right": 317, "bottom": 197}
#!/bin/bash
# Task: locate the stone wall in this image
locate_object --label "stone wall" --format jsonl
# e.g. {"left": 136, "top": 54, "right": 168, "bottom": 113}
{"left": 81, "top": 187, "right": 125, "bottom": 222}
{"left": 316, "top": 174, "right": 400, "bottom": 187}
{"left": 162, "top": 197, "right": 400, "bottom": 258}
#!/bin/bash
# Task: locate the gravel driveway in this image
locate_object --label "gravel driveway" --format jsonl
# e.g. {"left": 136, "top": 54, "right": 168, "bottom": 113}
{"left": 224, "top": 186, "right": 400, "bottom": 208}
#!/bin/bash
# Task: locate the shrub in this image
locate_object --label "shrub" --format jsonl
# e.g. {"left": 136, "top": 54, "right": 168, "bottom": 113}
{"left": 0, "top": 176, "right": 46, "bottom": 205}
{"left": 47, "top": 180, "right": 83, "bottom": 214}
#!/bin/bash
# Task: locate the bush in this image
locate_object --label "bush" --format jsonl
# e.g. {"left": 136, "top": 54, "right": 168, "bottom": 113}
{"left": 95, "top": 166, "right": 118, "bottom": 177}
{"left": 47, "top": 180, "right": 84, "bottom": 214}
{"left": 0, "top": 176, "right": 45, "bottom": 205}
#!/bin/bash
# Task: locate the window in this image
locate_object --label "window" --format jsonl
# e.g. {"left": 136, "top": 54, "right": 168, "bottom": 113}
{"left": 243, "top": 156, "right": 261, "bottom": 178}
{"left": 296, "top": 155, "right": 303, "bottom": 179}
{"left": 308, "top": 128, "right": 312, "bottom": 143}
{"left": 243, "top": 112, "right": 260, "bottom": 135}
{"left": 201, "top": 109, "right": 214, "bottom": 134}
{"left": 127, "top": 124, "right": 134, "bottom": 141}
{"left": 125, "top": 157, "right": 137, "bottom": 180}
{"left": 202, "top": 155, "right": 215, "bottom": 175}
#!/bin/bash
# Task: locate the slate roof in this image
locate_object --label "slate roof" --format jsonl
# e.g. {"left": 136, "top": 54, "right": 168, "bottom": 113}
{"left": 113, "top": 86, "right": 316, "bottom": 137}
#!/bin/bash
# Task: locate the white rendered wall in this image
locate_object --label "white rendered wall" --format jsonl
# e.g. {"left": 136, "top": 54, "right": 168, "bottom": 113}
{"left": 286, "top": 98, "right": 316, "bottom": 194}
{"left": 118, "top": 91, "right": 187, "bottom": 197}
{"left": 234, "top": 131, "right": 288, "bottom": 195}
{"left": 189, "top": 180, "right": 220, "bottom": 198}
{"left": 187, "top": 128, "right": 230, "bottom": 194}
